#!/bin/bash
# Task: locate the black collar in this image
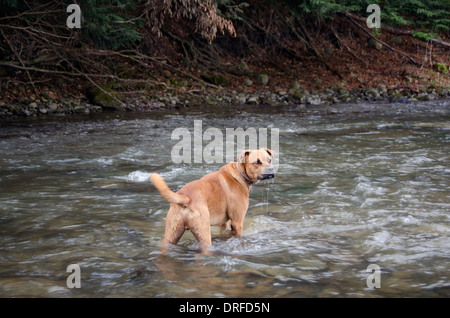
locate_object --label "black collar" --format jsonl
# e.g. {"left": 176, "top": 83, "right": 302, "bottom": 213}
{"left": 235, "top": 162, "right": 254, "bottom": 185}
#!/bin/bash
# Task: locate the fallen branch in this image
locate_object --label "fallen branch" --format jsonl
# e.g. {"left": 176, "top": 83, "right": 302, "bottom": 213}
{"left": 345, "top": 12, "right": 421, "bottom": 66}
{"left": 331, "top": 26, "right": 368, "bottom": 66}
{"left": 0, "top": 29, "right": 38, "bottom": 94}
{"left": 345, "top": 12, "right": 450, "bottom": 48}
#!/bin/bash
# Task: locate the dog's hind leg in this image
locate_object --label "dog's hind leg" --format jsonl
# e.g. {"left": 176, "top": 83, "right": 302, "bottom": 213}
{"left": 188, "top": 205, "right": 212, "bottom": 254}
{"left": 161, "top": 206, "right": 186, "bottom": 253}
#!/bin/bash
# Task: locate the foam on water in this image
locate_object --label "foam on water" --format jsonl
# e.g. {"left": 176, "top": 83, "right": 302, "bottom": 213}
{"left": 1, "top": 101, "right": 449, "bottom": 297}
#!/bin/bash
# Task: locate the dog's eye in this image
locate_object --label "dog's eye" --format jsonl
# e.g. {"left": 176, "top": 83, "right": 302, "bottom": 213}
{"left": 254, "top": 160, "right": 262, "bottom": 165}
{"left": 267, "top": 158, "right": 272, "bottom": 164}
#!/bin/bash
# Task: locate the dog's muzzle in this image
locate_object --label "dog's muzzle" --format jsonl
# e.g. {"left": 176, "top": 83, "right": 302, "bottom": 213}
{"left": 258, "top": 166, "right": 275, "bottom": 180}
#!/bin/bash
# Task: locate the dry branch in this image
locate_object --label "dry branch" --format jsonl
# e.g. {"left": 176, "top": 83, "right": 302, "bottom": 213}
{"left": 345, "top": 12, "right": 421, "bottom": 66}
{"left": 345, "top": 12, "right": 450, "bottom": 49}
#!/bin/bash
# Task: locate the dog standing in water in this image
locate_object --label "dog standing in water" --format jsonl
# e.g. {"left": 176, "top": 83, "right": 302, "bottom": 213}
{"left": 151, "top": 148, "right": 275, "bottom": 253}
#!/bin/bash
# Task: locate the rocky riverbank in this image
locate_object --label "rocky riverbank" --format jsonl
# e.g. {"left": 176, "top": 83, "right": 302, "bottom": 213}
{"left": 1, "top": 84, "right": 449, "bottom": 119}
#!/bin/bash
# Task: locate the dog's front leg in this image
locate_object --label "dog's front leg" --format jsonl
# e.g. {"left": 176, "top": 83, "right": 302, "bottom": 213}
{"left": 230, "top": 217, "right": 244, "bottom": 237}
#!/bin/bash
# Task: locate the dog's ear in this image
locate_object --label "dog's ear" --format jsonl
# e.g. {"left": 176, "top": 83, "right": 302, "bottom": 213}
{"left": 237, "top": 149, "right": 251, "bottom": 163}
{"left": 262, "top": 148, "right": 276, "bottom": 158}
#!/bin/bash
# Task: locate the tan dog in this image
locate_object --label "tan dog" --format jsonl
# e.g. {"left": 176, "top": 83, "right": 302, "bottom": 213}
{"left": 151, "top": 148, "right": 275, "bottom": 253}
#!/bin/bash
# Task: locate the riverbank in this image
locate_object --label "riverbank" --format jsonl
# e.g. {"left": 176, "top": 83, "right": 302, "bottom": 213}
{"left": 1, "top": 83, "right": 449, "bottom": 119}
{"left": 2, "top": 1, "right": 449, "bottom": 121}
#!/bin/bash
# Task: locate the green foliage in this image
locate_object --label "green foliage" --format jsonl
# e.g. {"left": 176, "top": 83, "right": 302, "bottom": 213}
{"left": 295, "top": 0, "right": 363, "bottom": 20}
{"left": 216, "top": 0, "right": 250, "bottom": 21}
{"left": 279, "top": 0, "right": 450, "bottom": 35}
{"left": 0, "top": 0, "right": 18, "bottom": 8}
{"left": 432, "top": 62, "right": 448, "bottom": 75}
{"left": 412, "top": 30, "right": 441, "bottom": 42}
{"left": 74, "top": 0, "right": 142, "bottom": 49}
{"left": 382, "top": 0, "right": 450, "bottom": 32}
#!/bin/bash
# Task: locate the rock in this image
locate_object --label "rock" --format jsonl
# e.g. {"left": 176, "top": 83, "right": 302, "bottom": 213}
{"left": 152, "top": 101, "right": 166, "bottom": 109}
{"left": 417, "top": 93, "right": 434, "bottom": 101}
{"left": 200, "top": 73, "right": 230, "bottom": 86}
{"left": 338, "top": 88, "right": 350, "bottom": 101}
{"left": 404, "top": 76, "right": 413, "bottom": 83}
{"left": 73, "top": 106, "right": 87, "bottom": 114}
{"left": 256, "top": 74, "right": 269, "bottom": 86}
{"left": 379, "top": 85, "right": 387, "bottom": 95}
{"left": 246, "top": 96, "right": 259, "bottom": 105}
{"left": 243, "top": 77, "right": 253, "bottom": 86}
{"left": 41, "top": 92, "right": 55, "bottom": 101}
{"left": 86, "top": 86, "right": 124, "bottom": 111}
{"left": 48, "top": 103, "right": 58, "bottom": 112}
{"left": 366, "top": 87, "right": 380, "bottom": 99}
{"left": 306, "top": 95, "right": 322, "bottom": 105}
{"left": 39, "top": 108, "right": 48, "bottom": 114}
{"left": 28, "top": 102, "right": 37, "bottom": 109}
{"left": 368, "top": 38, "right": 383, "bottom": 50}
{"left": 289, "top": 80, "right": 301, "bottom": 90}
{"left": 239, "top": 61, "right": 250, "bottom": 75}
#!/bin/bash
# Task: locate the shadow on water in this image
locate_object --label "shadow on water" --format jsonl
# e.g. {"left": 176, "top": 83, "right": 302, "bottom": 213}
{"left": 0, "top": 100, "right": 449, "bottom": 297}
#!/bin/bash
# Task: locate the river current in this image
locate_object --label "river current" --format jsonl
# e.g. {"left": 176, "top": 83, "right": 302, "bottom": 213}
{"left": 0, "top": 101, "right": 449, "bottom": 297}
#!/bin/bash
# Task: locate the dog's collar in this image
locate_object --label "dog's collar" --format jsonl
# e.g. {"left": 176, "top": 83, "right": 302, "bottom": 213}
{"left": 235, "top": 162, "right": 254, "bottom": 186}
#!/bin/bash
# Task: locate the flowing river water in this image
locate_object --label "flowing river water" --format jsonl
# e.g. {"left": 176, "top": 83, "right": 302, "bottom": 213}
{"left": 0, "top": 101, "right": 449, "bottom": 297}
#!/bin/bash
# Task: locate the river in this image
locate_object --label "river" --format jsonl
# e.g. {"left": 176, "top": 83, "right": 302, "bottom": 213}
{"left": 0, "top": 100, "right": 449, "bottom": 297}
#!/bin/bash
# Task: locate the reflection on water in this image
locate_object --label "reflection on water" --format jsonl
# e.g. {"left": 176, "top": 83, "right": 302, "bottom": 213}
{"left": 0, "top": 101, "right": 449, "bottom": 297}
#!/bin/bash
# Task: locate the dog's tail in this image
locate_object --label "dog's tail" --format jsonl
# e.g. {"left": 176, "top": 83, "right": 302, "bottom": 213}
{"left": 150, "top": 173, "right": 190, "bottom": 206}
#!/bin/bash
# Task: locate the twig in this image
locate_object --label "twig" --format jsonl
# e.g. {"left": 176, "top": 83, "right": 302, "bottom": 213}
{"left": 331, "top": 26, "right": 368, "bottom": 66}
{"left": 345, "top": 12, "right": 421, "bottom": 66}
{"left": 345, "top": 12, "right": 450, "bottom": 48}
{"left": 0, "top": 29, "right": 38, "bottom": 94}
{"left": 294, "top": 17, "right": 344, "bottom": 79}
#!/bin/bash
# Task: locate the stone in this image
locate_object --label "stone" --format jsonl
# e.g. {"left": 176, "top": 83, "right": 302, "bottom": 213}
{"left": 379, "top": 85, "right": 387, "bottom": 95}
{"left": 289, "top": 80, "right": 301, "bottom": 90}
{"left": 366, "top": 87, "right": 380, "bottom": 99}
{"left": 86, "top": 86, "right": 124, "bottom": 111}
{"left": 256, "top": 74, "right": 269, "bottom": 86}
{"left": 243, "top": 77, "right": 253, "bottom": 86}
{"left": 306, "top": 95, "right": 322, "bottom": 105}
{"left": 200, "top": 73, "right": 230, "bottom": 86}
{"left": 73, "top": 106, "right": 87, "bottom": 114}
{"left": 28, "top": 102, "right": 37, "bottom": 109}
{"left": 239, "top": 61, "right": 250, "bottom": 74}
{"left": 404, "top": 76, "right": 413, "bottom": 83}
{"left": 246, "top": 96, "right": 259, "bottom": 105}
{"left": 368, "top": 38, "right": 383, "bottom": 50}
{"left": 49, "top": 103, "right": 58, "bottom": 111}
{"left": 417, "top": 93, "right": 433, "bottom": 101}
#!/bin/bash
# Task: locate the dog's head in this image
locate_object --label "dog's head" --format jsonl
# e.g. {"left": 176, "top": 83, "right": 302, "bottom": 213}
{"left": 236, "top": 148, "right": 276, "bottom": 183}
